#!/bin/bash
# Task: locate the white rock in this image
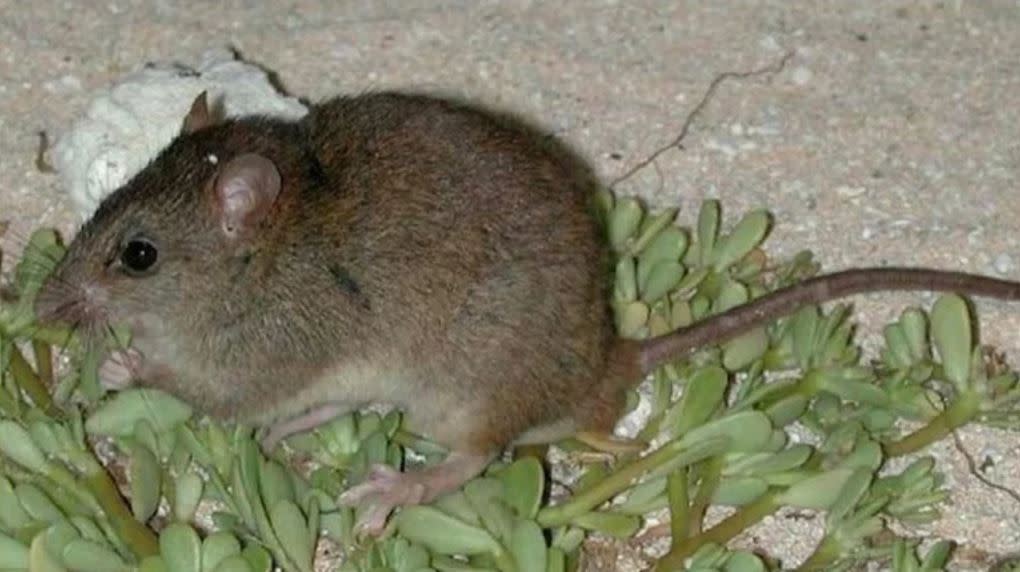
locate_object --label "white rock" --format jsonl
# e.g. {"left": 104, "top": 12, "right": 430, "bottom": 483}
{"left": 993, "top": 253, "right": 1015, "bottom": 275}
{"left": 791, "top": 66, "right": 813, "bottom": 86}
{"left": 51, "top": 48, "right": 309, "bottom": 219}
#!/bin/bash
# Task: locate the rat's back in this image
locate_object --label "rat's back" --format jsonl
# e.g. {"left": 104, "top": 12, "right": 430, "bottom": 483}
{"left": 286, "top": 92, "right": 629, "bottom": 451}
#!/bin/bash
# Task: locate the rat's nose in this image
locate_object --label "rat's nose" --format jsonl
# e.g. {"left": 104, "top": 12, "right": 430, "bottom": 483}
{"left": 33, "top": 277, "right": 78, "bottom": 325}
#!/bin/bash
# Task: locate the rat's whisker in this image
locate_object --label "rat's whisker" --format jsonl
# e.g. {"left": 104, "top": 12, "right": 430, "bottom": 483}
{"left": 51, "top": 319, "right": 81, "bottom": 354}
{"left": 104, "top": 322, "right": 130, "bottom": 355}
{"left": 81, "top": 322, "right": 104, "bottom": 356}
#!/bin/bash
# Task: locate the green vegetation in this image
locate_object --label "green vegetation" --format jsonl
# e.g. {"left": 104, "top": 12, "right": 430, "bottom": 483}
{"left": 1, "top": 195, "right": 1017, "bottom": 571}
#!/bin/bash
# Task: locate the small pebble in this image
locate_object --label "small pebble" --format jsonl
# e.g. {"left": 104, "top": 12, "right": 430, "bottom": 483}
{"left": 993, "top": 253, "right": 1014, "bottom": 275}
{"left": 835, "top": 184, "right": 867, "bottom": 198}
{"left": 791, "top": 66, "right": 813, "bottom": 86}
{"left": 704, "top": 136, "right": 740, "bottom": 158}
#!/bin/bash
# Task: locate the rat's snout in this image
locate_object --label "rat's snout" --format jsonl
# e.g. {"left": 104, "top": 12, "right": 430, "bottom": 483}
{"left": 33, "top": 271, "right": 108, "bottom": 327}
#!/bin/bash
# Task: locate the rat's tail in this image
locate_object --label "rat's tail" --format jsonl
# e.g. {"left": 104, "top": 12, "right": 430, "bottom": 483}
{"left": 638, "top": 267, "right": 1020, "bottom": 375}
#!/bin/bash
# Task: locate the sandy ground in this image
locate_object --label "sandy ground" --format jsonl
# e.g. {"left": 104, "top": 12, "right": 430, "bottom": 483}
{"left": 1, "top": 1, "right": 1019, "bottom": 570}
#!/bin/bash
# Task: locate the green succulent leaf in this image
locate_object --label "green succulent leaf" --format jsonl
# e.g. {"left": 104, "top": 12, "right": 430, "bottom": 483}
{"left": 617, "top": 301, "right": 650, "bottom": 338}
{"left": 724, "top": 551, "right": 766, "bottom": 572}
{"left": 200, "top": 531, "right": 241, "bottom": 572}
{"left": 697, "top": 199, "right": 721, "bottom": 266}
{"left": 497, "top": 457, "right": 544, "bottom": 520}
{"left": 85, "top": 389, "right": 193, "bottom": 437}
{"left": 0, "top": 531, "right": 28, "bottom": 569}
{"left": 763, "top": 395, "right": 809, "bottom": 427}
{"left": 16, "top": 483, "right": 64, "bottom": 523}
{"left": 240, "top": 546, "right": 272, "bottom": 572}
{"left": 614, "top": 257, "right": 638, "bottom": 302}
{"left": 269, "top": 500, "right": 313, "bottom": 572}
{"left": 712, "top": 477, "right": 769, "bottom": 506}
{"left": 571, "top": 511, "right": 641, "bottom": 538}
{"left": 776, "top": 469, "right": 857, "bottom": 510}
{"left": 722, "top": 328, "right": 769, "bottom": 372}
{"left": 159, "top": 523, "right": 201, "bottom": 572}
{"left": 639, "top": 227, "right": 688, "bottom": 272}
{"left": 899, "top": 308, "right": 930, "bottom": 362}
{"left": 258, "top": 460, "right": 295, "bottom": 511}
{"left": 139, "top": 555, "right": 169, "bottom": 572}
{"left": 29, "top": 531, "right": 68, "bottom": 572}
{"left": 672, "top": 366, "right": 728, "bottom": 436}
{"left": 395, "top": 506, "right": 503, "bottom": 556}
{"left": 13, "top": 229, "right": 63, "bottom": 290}
{"left": 61, "top": 539, "right": 127, "bottom": 572}
{"left": 0, "top": 476, "right": 33, "bottom": 529}
{"left": 931, "top": 294, "right": 973, "bottom": 390}
{"left": 641, "top": 260, "right": 685, "bottom": 304}
{"left": 0, "top": 420, "right": 49, "bottom": 473}
{"left": 826, "top": 469, "right": 874, "bottom": 525}
{"left": 633, "top": 207, "right": 678, "bottom": 251}
{"left": 679, "top": 411, "right": 773, "bottom": 453}
{"left": 434, "top": 491, "right": 483, "bottom": 527}
{"left": 509, "top": 519, "right": 547, "bottom": 572}
{"left": 214, "top": 554, "right": 256, "bottom": 572}
{"left": 608, "top": 197, "right": 643, "bottom": 250}
{"left": 129, "top": 441, "right": 162, "bottom": 523}
{"left": 712, "top": 209, "right": 770, "bottom": 272}
{"left": 464, "top": 478, "right": 514, "bottom": 544}
{"left": 174, "top": 471, "right": 205, "bottom": 522}
{"left": 919, "top": 540, "right": 953, "bottom": 571}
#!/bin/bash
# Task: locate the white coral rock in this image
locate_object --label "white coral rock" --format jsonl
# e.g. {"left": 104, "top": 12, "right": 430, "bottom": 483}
{"left": 52, "top": 48, "right": 309, "bottom": 219}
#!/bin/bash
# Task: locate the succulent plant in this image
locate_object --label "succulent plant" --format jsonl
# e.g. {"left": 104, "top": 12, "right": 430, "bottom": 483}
{"left": 1, "top": 193, "right": 1017, "bottom": 571}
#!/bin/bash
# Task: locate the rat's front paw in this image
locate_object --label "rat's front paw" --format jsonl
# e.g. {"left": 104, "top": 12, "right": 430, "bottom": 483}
{"left": 98, "top": 349, "right": 143, "bottom": 390}
{"left": 338, "top": 464, "right": 427, "bottom": 535}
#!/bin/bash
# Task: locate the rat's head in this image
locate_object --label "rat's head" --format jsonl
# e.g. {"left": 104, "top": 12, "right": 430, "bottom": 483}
{"left": 35, "top": 93, "right": 301, "bottom": 342}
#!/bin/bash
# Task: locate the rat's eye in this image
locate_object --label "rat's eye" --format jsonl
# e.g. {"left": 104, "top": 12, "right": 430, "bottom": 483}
{"left": 119, "top": 239, "right": 159, "bottom": 275}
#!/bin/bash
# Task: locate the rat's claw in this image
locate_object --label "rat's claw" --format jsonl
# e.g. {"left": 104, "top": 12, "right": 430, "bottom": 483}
{"left": 338, "top": 464, "right": 428, "bottom": 535}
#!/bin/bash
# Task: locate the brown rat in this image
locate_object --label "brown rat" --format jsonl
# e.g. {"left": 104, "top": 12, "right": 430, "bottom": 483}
{"left": 34, "top": 91, "right": 1020, "bottom": 533}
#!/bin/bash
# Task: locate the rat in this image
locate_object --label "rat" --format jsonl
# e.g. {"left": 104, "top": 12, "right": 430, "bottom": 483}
{"left": 34, "top": 91, "right": 1020, "bottom": 533}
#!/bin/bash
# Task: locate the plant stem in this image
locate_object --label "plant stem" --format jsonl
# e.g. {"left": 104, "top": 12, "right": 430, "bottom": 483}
{"left": 537, "top": 437, "right": 721, "bottom": 528}
{"left": 9, "top": 345, "right": 59, "bottom": 417}
{"left": 667, "top": 468, "right": 689, "bottom": 544}
{"left": 687, "top": 457, "right": 723, "bottom": 536}
{"left": 84, "top": 467, "right": 159, "bottom": 559}
{"left": 656, "top": 491, "right": 780, "bottom": 571}
{"left": 756, "top": 368, "right": 820, "bottom": 412}
{"left": 795, "top": 535, "right": 842, "bottom": 571}
{"left": 883, "top": 390, "right": 980, "bottom": 457}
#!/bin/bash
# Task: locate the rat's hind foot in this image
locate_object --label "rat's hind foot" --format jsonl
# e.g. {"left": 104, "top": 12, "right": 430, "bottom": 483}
{"left": 339, "top": 464, "right": 427, "bottom": 534}
{"left": 338, "top": 451, "right": 493, "bottom": 535}
{"left": 98, "top": 349, "right": 143, "bottom": 390}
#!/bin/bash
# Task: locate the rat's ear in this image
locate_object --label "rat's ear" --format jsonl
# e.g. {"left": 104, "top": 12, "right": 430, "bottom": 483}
{"left": 213, "top": 153, "right": 281, "bottom": 237}
{"left": 181, "top": 91, "right": 213, "bottom": 135}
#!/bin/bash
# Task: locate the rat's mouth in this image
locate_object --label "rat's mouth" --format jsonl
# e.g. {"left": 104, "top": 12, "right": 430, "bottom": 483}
{"left": 33, "top": 280, "right": 110, "bottom": 331}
